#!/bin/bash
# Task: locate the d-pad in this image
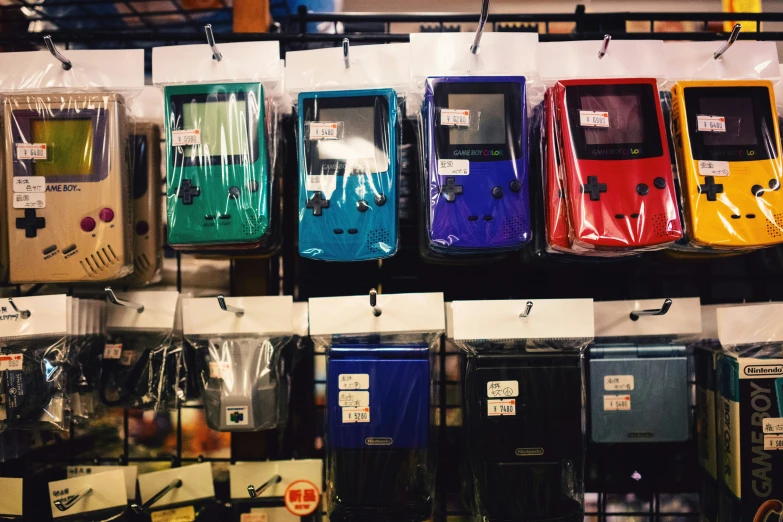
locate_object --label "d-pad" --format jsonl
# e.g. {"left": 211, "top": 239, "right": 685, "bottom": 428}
{"left": 178, "top": 179, "right": 200, "bottom": 205}
{"left": 581, "top": 176, "right": 607, "bottom": 201}
{"left": 306, "top": 191, "right": 330, "bottom": 216}
{"left": 16, "top": 209, "right": 46, "bottom": 238}
{"left": 699, "top": 176, "right": 724, "bottom": 202}
{"left": 441, "top": 177, "right": 464, "bottom": 203}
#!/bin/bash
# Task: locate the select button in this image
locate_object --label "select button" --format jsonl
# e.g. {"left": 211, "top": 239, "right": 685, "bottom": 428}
{"left": 43, "top": 245, "right": 57, "bottom": 255}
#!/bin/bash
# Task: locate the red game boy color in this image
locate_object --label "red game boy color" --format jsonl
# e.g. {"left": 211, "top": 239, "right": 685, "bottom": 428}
{"left": 554, "top": 78, "right": 682, "bottom": 249}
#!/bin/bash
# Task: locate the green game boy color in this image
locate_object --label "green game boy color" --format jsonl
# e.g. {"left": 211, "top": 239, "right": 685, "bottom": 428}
{"left": 164, "top": 83, "right": 268, "bottom": 247}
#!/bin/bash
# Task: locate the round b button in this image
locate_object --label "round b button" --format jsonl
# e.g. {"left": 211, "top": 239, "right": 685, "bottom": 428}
{"left": 80, "top": 217, "right": 96, "bottom": 232}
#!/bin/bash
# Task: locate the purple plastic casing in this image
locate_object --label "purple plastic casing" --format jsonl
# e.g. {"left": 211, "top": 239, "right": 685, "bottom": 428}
{"left": 425, "top": 76, "right": 530, "bottom": 250}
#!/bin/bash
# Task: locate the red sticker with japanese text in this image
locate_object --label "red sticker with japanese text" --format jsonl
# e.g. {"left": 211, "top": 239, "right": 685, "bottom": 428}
{"left": 284, "top": 479, "right": 320, "bottom": 516}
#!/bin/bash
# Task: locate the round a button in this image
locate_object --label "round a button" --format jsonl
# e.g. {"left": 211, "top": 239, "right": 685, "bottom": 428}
{"left": 752, "top": 184, "right": 765, "bottom": 197}
{"left": 98, "top": 208, "right": 114, "bottom": 223}
{"left": 80, "top": 217, "right": 96, "bottom": 232}
{"left": 357, "top": 200, "right": 370, "bottom": 212}
{"left": 136, "top": 220, "right": 150, "bottom": 236}
{"left": 636, "top": 183, "right": 649, "bottom": 196}
{"left": 769, "top": 178, "right": 781, "bottom": 191}
{"left": 654, "top": 177, "right": 667, "bottom": 189}
{"left": 228, "top": 186, "right": 241, "bottom": 199}
{"left": 248, "top": 180, "right": 260, "bottom": 193}
{"left": 509, "top": 180, "right": 522, "bottom": 193}
{"left": 374, "top": 194, "right": 387, "bottom": 206}
{"left": 492, "top": 186, "right": 504, "bottom": 199}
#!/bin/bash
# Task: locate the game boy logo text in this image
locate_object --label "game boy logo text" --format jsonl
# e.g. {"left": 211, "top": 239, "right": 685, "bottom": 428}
{"left": 46, "top": 184, "right": 81, "bottom": 192}
{"left": 453, "top": 149, "right": 504, "bottom": 157}
{"left": 712, "top": 149, "right": 756, "bottom": 157}
{"left": 591, "top": 148, "right": 641, "bottom": 156}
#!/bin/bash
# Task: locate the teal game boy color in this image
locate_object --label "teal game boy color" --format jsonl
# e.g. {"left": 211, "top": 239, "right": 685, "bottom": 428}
{"left": 164, "top": 83, "right": 268, "bottom": 247}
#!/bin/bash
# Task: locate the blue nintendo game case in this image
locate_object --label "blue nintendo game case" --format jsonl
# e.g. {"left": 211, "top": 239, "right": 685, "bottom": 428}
{"left": 297, "top": 89, "right": 399, "bottom": 262}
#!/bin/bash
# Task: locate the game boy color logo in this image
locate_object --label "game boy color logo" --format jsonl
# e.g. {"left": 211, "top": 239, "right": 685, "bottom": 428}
{"left": 754, "top": 499, "right": 783, "bottom": 522}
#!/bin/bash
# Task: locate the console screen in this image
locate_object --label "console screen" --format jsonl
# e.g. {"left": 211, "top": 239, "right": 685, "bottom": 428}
{"left": 698, "top": 97, "right": 758, "bottom": 147}
{"left": 447, "top": 93, "right": 506, "bottom": 145}
{"left": 581, "top": 94, "right": 644, "bottom": 145}
{"left": 30, "top": 118, "right": 94, "bottom": 177}
{"left": 182, "top": 99, "right": 249, "bottom": 157}
{"left": 316, "top": 105, "right": 389, "bottom": 173}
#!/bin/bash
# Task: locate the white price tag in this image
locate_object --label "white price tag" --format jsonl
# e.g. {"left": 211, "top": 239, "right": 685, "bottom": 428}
{"left": 438, "top": 159, "right": 470, "bottom": 175}
{"left": 171, "top": 129, "right": 201, "bottom": 146}
{"left": 305, "top": 175, "right": 337, "bottom": 193}
{"left": 103, "top": 344, "right": 122, "bottom": 360}
{"left": 120, "top": 350, "right": 134, "bottom": 367}
{"left": 698, "top": 160, "right": 730, "bottom": 177}
{"left": 487, "top": 399, "right": 516, "bottom": 416}
{"left": 338, "top": 391, "right": 370, "bottom": 408}
{"left": 342, "top": 407, "right": 370, "bottom": 423}
{"left": 13, "top": 192, "right": 45, "bottom": 209}
{"left": 209, "top": 361, "right": 232, "bottom": 379}
{"left": 240, "top": 514, "right": 268, "bottom": 522}
{"left": 309, "top": 122, "right": 340, "bottom": 140}
{"left": 604, "top": 375, "right": 635, "bottom": 391}
{"left": 487, "top": 380, "right": 519, "bottom": 398}
{"left": 579, "top": 110, "right": 610, "bottom": 128}
{"left": 763, "top": 418, "right": 783, "bottom": 434}
{"left": 441, "top": 109, "right": 470, "bottom": 126}
{"left": 604, "top": 395, "right": 631, "bottom": 411}
{"left": 13, "top": 176, "right": 46, "bottom": 193}
{"left": 764, "top": 434, "right": 783, "bottom": 450}
{"left": 0, "top": 354, "right": 22, "bottom": 371}
{"left": 17, "top": 143, "right": 47, "bottom": 160}
{"left": 697, "top": 115, "right": 726, "bottom": 133}
{"left": 338, "top": 374, "right": 369, "bottom": 390}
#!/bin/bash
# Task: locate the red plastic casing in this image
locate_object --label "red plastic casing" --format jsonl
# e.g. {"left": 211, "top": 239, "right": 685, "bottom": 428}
{"left": 554, "top": 78, "right": 683, "bottom": 248}
{"left": 544, "top": 88, "right": 571, "bottom": 251}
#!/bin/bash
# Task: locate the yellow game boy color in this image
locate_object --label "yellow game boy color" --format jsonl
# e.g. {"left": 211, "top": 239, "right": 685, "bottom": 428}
{"left": 4, "top": 94, "right": 133, "bottom": 283}
{"left": 671, "top": 80, "right": 783, "bottom": 248}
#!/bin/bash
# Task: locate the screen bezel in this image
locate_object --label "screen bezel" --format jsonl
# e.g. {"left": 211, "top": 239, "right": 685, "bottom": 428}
{"left": 433, "top": 81, "right": 522, "bottom": 163}
{"left": 169, "top": 89, "right": 260, "bottom": 167}
{"left": 683, "top": 86, "right": 777, "bottom": 162}
{"left": 301, "top": 95, "right": 391, "bottom": 177}
{"left": 565, "top": 83, "right": 664, "bottom": 161}
{"left": 11, "top": 109, "right": 108, "bottom": 183}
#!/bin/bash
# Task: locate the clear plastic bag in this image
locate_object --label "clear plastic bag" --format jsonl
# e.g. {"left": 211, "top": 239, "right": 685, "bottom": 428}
{"left": 152, "top": 43, "right": 284, "bottom": 253}
{"left": 0, "top": 295, "right": 71, "bottom": 432}
{"left": 191, "top": 335, "right": 292, "bottom": 432}
{"left": 662, "top": 41, "right": 783, "bottom": 252}
{"left": 4, "top": 93, "right": 135, "bottom": 282}
{"left": 309, "top": 292, "right": 444, "bottom": 522}
{"left": 286, "top": 43, "right": 409, "bottom": 262}
{"left": 101, "top": 291, "right": 183, "bottom": 411}
{"left": 451, "top": 298, "right": 593, "bottom": 522}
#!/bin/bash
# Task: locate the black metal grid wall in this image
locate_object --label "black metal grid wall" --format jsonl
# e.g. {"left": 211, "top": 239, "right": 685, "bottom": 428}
{"left": 2, "top": 7, "right": 783, "bottom": 521}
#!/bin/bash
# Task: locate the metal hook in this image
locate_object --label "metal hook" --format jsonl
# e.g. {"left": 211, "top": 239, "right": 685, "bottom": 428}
{"left": 342, "top": 38, "right": 350, "bottom": 69}
{"left": 7, "top": 298, "right": 31, "bottom": 320}
{"left": 217, "top": 295, "right": 244, "bottom": 317}
{"left": 629, "top": 299, "right": 673, "bottom": 321}
{"left": 247, "top": 474, "right": 282, "bottom": 499}
{"left": 131, "top": 479, "right": 182, "bottom": 514}
{"left": 205, "top": 24, "right": 222, "bottom": 61}
{"left": 369, "top": 289, "right": 382, "bottom": 317}
{"left": 469, "top": 0, "right": 490, "bottom": 54}
{"left": 519, "top": 301, "right": 533, "bottom": 319}
{"left": 43, "top": 35, "right": 72, "bottom": 71}
{"left": 598, "top": 34, "right": 611, "bottom": 59}
{"left": 714, "top": 23, "right": 741, "bottom": 60}
{"left": 105, "top": 287, "right": 144, "bottom": 313}
{"left": 53, "top": 488, "right": 92, "bottom": 512}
